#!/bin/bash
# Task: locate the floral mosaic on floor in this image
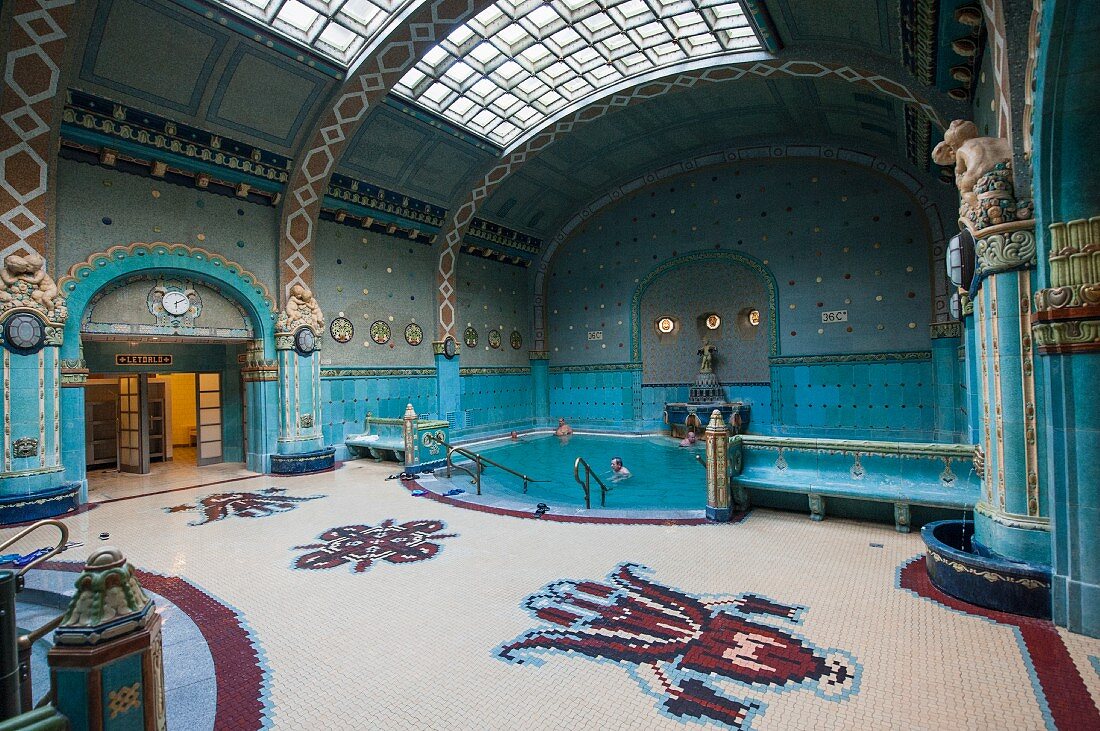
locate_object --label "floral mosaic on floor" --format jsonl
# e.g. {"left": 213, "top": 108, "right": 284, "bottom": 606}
{"left": 165, "top": 487, "right": 325, "bottom": 525}
{"left": 498, "top": 563, "right": 860, "bottom": 729}
{"left": 293, "top": 519, "right": 456, "bottom": 573}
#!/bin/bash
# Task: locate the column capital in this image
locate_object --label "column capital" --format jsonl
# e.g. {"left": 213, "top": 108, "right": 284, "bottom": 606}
{"left": 1032, "top": 216, "right": 1100, "bottom": 354}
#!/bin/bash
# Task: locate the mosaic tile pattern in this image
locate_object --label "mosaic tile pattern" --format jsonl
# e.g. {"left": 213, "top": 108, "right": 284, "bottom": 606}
{"left": 165, "top": 487, "right": 326, "bottom": 526}
{"left": 293, "top": 519, "right": 456, "bottom": 573}
{"left": 4, "top": 459, "right": 1094, "bottom": 728}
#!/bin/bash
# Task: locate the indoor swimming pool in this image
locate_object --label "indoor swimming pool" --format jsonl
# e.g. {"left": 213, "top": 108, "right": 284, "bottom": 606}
{"left": 445, "top": 433, "right": 707, "bottom": 511}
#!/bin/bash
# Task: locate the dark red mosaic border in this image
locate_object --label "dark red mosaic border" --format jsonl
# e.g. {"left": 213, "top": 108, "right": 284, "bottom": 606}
{"left": 42, "top": 560, "right": 266, "bottom": 731}
{"left": 900, "top": 556, "right": 1100, "bottom": 730}
{"left": 403, "top": 479, "right": 738, "bottom": 526}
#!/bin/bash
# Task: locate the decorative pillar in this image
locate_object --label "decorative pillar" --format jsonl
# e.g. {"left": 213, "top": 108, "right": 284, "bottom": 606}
{"left": 269, "top": 286, "right": 333, "bottom": 474}
{"left": 959, "top": 293, "right": 983, "bottom": 444}
{"left": 433, "top": 338, "right": 460, "bottom": 428}
{"left": 48, "top": 548, "right": 166, "bottom": 731}
{"left": 240, "top": 339, "right": 278, "bottom": 473}
{"left": 932, "top": 121, "right": 1051, "bottom": 571}
{"left": 0, "top": 259, "right": 79, "bottom": 523}
{"left": 529, "top": 351, "right": 550, "bottom": 426}
{"left": 704, "top": 409, "right": 731, "bottom": 522}
{"left": 1032, "top": 216, "right": 1100, "bottom": 636}
{"left": 402, "top": 403, "right": 416, "bottom": 468}
{"left": 930, "top": 321, "right": 963, "bottom": 441}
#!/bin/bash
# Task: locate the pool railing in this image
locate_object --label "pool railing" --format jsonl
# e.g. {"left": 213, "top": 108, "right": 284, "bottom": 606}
{"left": 429, "top": 435, "right": 547, "bottom": 496}
{"left": 573, "top": 457, "right": 609, "bottom": 509}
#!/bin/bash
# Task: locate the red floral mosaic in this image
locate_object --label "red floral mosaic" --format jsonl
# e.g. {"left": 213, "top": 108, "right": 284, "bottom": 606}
{"left": 165, "top": 487, "right": 325, "bottom": 525}
{"left": 499, "top": 562, "right": 859, "bottom": 728}
{"left": 293, "top": 519, "right": 456, "bottom": 573}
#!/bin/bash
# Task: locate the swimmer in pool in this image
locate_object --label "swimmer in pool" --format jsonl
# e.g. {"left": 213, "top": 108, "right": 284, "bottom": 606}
{"left": 680, "top": 430, "right": 697, "bottom": 447}
{"left": 555, "top": 418, "right": 573, "bottom": 437}
{"left": 610, "top": 457, "right": 631, "bottom": 481}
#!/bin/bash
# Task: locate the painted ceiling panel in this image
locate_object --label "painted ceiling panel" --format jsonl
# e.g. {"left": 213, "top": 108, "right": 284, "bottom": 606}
{"left": 766, "top": 0, "right": 894, "bottom": 54}
{"left": 402, "top": 140, "right": 491, "bottom": 206}
{"left": 207, "top": 48, "right": 327, "bottom": 146}
{"left": 341, "top": 107, "right": 432, "bottom": 183}
{"left": 81, "top": 0, "right": 225, "bottom": 114}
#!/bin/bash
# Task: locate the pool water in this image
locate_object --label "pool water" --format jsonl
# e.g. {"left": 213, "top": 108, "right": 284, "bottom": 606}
{"left": 452, "top": 434, "right": 707, "bottom": 511}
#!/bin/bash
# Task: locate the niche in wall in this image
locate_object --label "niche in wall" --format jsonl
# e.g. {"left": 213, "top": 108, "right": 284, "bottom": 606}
{"left": 82, "top": 275, "right": 253, "bottom": 339}
{"left": 640, "top": 260, "right": 769, "bottom": 384}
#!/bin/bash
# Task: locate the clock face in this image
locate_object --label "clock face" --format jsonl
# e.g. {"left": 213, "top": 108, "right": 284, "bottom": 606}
{"left": 294, "top": 327, "right": 316, "bottom": 355}
{"left": 162, "top": 290, "right": 190, "bottom": 316}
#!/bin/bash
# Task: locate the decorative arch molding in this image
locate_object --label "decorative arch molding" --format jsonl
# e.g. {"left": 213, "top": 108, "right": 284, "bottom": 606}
{"left": 435, "top": 56, "right": 960, "bottom": 340}
{"left": 533, "top": 144, "right": 952, "bottom": 351}
{"left": 630, "top": 250, "right": 779, "bottom": 363}
{"left": 57, "top": 243, "right": 277, "bottom": 359}
{"left": 278, "top": 0, "right": 492, "bottom": 303}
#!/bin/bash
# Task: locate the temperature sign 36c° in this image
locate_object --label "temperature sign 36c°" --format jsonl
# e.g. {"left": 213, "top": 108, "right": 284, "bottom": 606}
{"left": 821, "top": 310, "right": 848, "bottom": 323}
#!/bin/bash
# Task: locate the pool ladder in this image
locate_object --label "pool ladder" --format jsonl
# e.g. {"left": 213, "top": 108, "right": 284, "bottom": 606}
{"left": 573, "top": 457, "right": 609, "bottom": 509}
{"left": 429, "top": 435, "right": 546, "bottom": 495}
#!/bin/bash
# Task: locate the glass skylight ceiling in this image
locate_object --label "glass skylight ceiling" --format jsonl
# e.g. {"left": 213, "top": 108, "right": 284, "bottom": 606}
{"left": 211, "top": 0, "right": 415, "bottom": 66}
{"left": 394, "top": 0, "right": 764, "bottom": 147}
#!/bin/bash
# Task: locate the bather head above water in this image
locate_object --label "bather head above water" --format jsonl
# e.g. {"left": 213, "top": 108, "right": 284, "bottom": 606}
{"left": 555, "top": 418, "right": 573, "bottom": 437}
{"left": 680, "top": 430, "right": 697, "bottom": 447}
{"left": 610, "top": 457, "right": 631, "bottom": 480}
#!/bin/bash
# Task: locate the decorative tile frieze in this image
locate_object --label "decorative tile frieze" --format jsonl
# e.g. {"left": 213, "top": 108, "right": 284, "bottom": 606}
{"left": 930, "top": 321, "right": 963, "bottom": 339}
{"left": 769, "top": 351, "right": 932, "bottom": 366}
{"left": 1033, "top": 216, "right": 1100, "bottom": 354}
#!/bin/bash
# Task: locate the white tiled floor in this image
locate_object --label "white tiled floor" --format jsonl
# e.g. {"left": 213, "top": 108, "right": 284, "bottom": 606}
{"left": 11, "top": 458, "right": 1100, "bottom": 729}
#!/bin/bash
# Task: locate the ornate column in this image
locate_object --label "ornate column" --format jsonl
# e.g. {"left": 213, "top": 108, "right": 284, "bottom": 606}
{"left": 958, "top": 293, "right": 984, "bottom": 444}
{"left": 933, "top": 121, "right": 1050, "bottom": 568}
{"left": 433, "top": 337, "right": 460, "bottom": 428}
{"left": 48, "top": 548, "right": 166, "bottom": 731}
{"left": 529, "top": 350, "right": 550, "bottom": 426}
{"left": 0, "top": 257, "right": 79, "bottom": 522}
{"left": 269, "top": 285, "right": 332, "bottom": 474}
{"left": 704, "top": 409, "right": 731, "bottom": 522}
{"left": 240, "top": 339, "right": 278, "bottom": 473}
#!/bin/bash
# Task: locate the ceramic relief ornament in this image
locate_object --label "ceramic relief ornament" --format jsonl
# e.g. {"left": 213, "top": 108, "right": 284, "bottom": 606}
{"left": 148, "top": 281, "right": 200, "bottom": 327}
{"left": 275, "top": 283, "right": 325, "bottom": 348}
{"left": 0, "top": 253, "right": 67, "bottom": 346}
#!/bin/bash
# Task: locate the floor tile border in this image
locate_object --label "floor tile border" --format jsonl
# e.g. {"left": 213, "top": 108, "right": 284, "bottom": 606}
{"left": 899, "top": 556, "right": 1100, "bottom": 730}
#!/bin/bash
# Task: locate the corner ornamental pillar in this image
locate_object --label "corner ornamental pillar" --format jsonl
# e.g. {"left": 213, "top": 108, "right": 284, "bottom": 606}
{"left": 704, "top": 409, "right": 731, "bottom": 522}
{"left": 433, "top": 337, "right": 460, "bottom": 428}
{"left": 270, "top": 285, "right": 332, "bottom": 474}
{"left": 933, "top": 120, "right": 1049, "bottom": 566}
{"left": 48, "top": 548, "right": 166, "bottom": 731}
{"left": 529, "top": 350, "right": 550, "bottom": 426}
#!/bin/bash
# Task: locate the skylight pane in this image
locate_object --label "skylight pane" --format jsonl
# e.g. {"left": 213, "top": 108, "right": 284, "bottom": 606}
{"left": 211, "top": 0, "right": 416, "bottom": 66}
{"left": 394, "top": 0, "right": 763, "bottom": 147}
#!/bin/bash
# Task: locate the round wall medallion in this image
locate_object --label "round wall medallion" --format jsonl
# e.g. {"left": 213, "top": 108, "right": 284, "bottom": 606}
{"left": 2, "top": 313, "right": 46, "bottom": 355}
{"left": 463, "top": 326, "right": 478, "bottom": 348}
{"left": 656, "top": 317, "right": 676, "bottom": 334}
{"left": 510, "top": 330, "right": 522, "bottom": 349}
{"left": 294, "top": 326, "right": 317, "bottom": 355}
{"left": 369, "top": 320, "right": 391, "bottom": 344}
{"left": 329, "top": 317, "right": 354, "bottom": 343}
{"left": 747, "top": 309, "right": 761, "bottom": 327}
{"left": 705, "top": 313, "right": 722, "bottom": 330}
{"left": 488, "top": 330, "right": 501, "bottom": 349}
{"left": 404, "top": 323, "right": 423, "bottom": 346}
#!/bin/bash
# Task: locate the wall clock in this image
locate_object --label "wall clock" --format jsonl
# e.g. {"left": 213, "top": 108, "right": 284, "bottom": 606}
{"left": 2, "top": 313, "right": 46, "bottom": 355}
{"left": 162, "top": 290, "right": 191, "bottom": 316}
{"left": 294, "top": 326, "right": 317, "bottom": 355}
{"left": 442, "top": 336, "right": 457, "bottom": 360}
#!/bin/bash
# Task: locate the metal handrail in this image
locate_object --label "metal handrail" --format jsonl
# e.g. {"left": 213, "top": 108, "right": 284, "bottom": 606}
{"left": 573, "top": 457, "right": 609, "bottom": 509}
{"left": 429, "top": 435, "right": 547, "bottom": 495}
{"left": 0, "top": 520, "right": 69, "bottom": 719}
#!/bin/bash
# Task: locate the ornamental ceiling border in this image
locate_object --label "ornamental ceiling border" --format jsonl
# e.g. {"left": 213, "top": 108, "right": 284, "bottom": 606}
{"left": 0, "top": 0, "right": 75, "bottom": 267}
{"left": 434, "top": 57, "right": 957, "bottom": 341}
{"left": 278, "top": 0, "right": 493, "bottom": 304}
{"left": 532, "top": 143, "right": 952, "bottom": 350}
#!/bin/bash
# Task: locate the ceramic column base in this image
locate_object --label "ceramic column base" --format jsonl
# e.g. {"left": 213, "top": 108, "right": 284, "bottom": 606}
{"left": 0, "top": 481, "right": 82, "bottom": 525}
{"left": 269, "top": 447, "right": 336, "bottom": 475}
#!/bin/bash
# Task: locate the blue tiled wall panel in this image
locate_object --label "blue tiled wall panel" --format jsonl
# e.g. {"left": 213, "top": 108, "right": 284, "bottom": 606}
{"left": 549, "top": 370, "right": 638, "bottom": 428}
{"left": 770, "top": 360, "right": 936, "bottom": 440}
{"left": 458, "top": 373, "right": 535, "bottom": 433}
{"left": 321, "top": 375, "right": 438, "bottom": 446}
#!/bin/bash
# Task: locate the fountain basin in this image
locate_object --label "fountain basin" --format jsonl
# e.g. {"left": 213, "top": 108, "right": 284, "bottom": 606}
{"left": 921, "top": 520, "right": 1051, "bottom": 618}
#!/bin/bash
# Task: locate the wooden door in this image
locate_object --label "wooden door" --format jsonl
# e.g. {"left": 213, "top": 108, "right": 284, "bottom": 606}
{"left": 117, "top": 375, "right": 149, "bottom": 474}
{"left": 196, "top": 372, "right": 223, "bottom": 466}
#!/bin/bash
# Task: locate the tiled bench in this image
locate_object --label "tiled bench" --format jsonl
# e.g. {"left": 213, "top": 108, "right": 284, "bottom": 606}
{"left": 345, "top": 409, "right": 449, "bottom": 468}
{"left": 729, "top": 435, "right": 979, "bottom": 532}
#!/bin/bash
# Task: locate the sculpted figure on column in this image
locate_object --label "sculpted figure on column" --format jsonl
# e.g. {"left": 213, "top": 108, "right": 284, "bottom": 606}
{"left": 931, "top": 120, "right": 1032, "bottom": 231}
{"left": 0, "top": 252, "right": 66, "bottom": 321}
{"left": 277, "top": 283, "right": 325, "bottom": 334}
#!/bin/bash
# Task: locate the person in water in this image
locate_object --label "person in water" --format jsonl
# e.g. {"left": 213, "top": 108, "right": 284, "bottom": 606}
{"left": 510, "top": 431, "right": 519, "bottom": 441}
{"left": 610, "top": 457, "right": 631, "bottom": 481}
{"left": 680, "top": 430, "right": 697, "bottom": 447}
{"left": 555, "top": 418, "right": 573, "bottom": 437}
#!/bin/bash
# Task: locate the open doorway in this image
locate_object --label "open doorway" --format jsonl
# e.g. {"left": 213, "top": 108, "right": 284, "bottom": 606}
{"left": 85, "top": 370, "right": 231, "bottom": 474}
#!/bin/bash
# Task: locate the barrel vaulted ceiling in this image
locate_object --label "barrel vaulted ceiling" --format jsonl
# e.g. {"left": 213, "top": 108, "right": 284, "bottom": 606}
{"left": 58, "top": 0, "right": 975, "bottom": 258}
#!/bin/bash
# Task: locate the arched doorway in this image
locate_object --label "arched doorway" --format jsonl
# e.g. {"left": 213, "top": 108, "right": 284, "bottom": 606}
{"left": 57, "top": 243, "right": 279, "bottom": 493}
